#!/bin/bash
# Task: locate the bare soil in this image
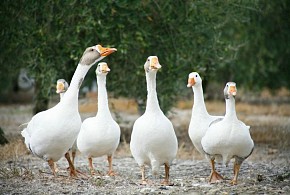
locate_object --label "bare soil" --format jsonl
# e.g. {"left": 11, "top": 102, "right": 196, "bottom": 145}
{"left": 0, "top": 97, "right": 289, "bottom": 194}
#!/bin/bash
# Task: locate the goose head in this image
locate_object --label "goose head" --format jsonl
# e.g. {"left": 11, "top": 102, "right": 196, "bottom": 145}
{"left": 187, "top": 72, "right": 202, "bottom": 87}
{"left": 56, "top": 79, "right": 69, "bottom": 94}
{"left": 95, "top": 62, "right": 110, "bottom": 76}
{"left": 144, "top": 56, "right": 162, "bottom": 73}
{"left": 79, "top": 45, "right": 117, "bottom": 66}
{"left": 224, "top": 82, "right": 237, "bottom": 99}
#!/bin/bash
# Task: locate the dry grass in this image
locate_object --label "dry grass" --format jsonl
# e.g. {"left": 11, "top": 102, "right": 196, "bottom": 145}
{"left": 0, "top": 162, "right": 34, "bottom": 180}
{"left": 236, "top": 102, "right": 290, "bottom": 116}
{"left": 0, "top": 138, "right": 34, "bottom": 180}
{"left": 80, "top": 94, "right": 290, "bottom": 117}
{"left": 0, "top": 138, "right": 28, "bottom": 161}
{"left": 79, "top": 94, "right": 138, "bottom": 114}
{"left": 115, "top": 136, "right": 132, "bottom": 158}
{"left": 176, "top": 142, "right": 203, "bottom": 160}
{"left": 178, "top": 100, "right": 290, "bottom": 116}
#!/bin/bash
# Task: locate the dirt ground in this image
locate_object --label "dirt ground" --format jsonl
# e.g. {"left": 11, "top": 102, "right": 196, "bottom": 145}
{"left": 0, "top": 97, "right": 289, "bottom": 194}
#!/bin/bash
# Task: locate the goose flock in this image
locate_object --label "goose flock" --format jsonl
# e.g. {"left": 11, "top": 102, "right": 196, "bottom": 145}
{"left": 21, "top": 44, "right": 254, "bottom": 186}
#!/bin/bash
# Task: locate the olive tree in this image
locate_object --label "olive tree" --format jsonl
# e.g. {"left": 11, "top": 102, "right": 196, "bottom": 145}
{"left": 1, "top": 0, "right": 289, "bottom": 114}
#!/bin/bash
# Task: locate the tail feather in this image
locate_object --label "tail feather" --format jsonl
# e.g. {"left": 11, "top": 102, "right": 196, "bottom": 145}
{"left": 19, "top": 122, "right": 29, "bottom": 129}
{"left": 21, "top": 128, "right": 31, "bottom": 150}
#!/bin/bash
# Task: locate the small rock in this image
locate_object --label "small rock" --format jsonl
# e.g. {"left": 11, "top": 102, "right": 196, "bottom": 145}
{"left": 268, "top": 148, "right": 278, "bottom": 154}
{"left": 257, "top": 174, "right": 263, "bottom": 182}
{"left": 183, "top": 188, "right": 188, "bottom": 192}
{"left": 140, "top": 187, "right": 155, "bottom": 193}
{"left": 282, "top": 185, "right": 290, "bottom": 191}
{"left": 199, "top": 178, "right": 206, "bottom": 182}
{"left": 159, "top": 186, "right": 167, "bottom": 190}
{"left": 192, "top": 183, "right": 200, "bottom": 187}
{"left": 208, "top": 189, "right": 219, "bottom": 194}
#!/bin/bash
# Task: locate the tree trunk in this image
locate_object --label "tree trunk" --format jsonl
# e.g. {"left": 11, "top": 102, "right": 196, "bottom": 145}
{"left": 0, "top": 127, "right": 9, "bottom": 145}
{"left": 33, "top": 79, "right": 49, "bottom": 114}
{"left": 136, "top": 98, "right": 145, "bottom": 115}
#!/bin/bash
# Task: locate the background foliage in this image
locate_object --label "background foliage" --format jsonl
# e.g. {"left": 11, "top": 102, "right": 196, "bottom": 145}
{"left": 0, "top": 0, "right": 289, "bottom": 114}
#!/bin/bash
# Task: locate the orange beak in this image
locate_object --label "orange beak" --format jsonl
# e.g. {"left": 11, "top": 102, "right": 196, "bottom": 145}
{"left": 56, "top": 82, "right": 65, "bottom": 93}
{"left": 229, "top": 86, "right": 237, "bottom": 96}
{"left": 101, "top": 64, "right": 111, "bottom": 73}
{"left": 149, "top": 56, "right": 162, "bottom": 70}
{"left": 187, "top": 78, "right": 196, "bottom": 87}
{"left": 97, "top": 45, "right": 117, "bottom": 56}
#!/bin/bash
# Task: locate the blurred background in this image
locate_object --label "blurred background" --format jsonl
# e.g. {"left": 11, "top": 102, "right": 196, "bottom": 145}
{"left": 0, "top": 1, "right": 289, "bottom": 152}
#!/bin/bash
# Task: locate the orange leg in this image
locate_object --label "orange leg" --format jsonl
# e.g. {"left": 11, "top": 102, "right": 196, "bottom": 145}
{"left": 71, "top": 151, "right": 76, "bottom": 165}
{"left": 88, "top": 157, "right": 95, "bottom": 175}
{"left": 107, "top": 155, "right": 116, "bottom": 176}
{"left": 161, "top": 163, "right": 172, "bottom": 186}
{"left": 140, "top": 165, "right": 147, "bottom": 185}
{"left": 54, "top": 162, "right": 59, "bottom": 173}
{"left": 209, "top": 159, "right": 223, "bottom": 183}
{"left": 230, "top": 162, "right": 241, "bottom": 185}
{"left": 48, "top": 159, "right": 56, "bottom": 176}
{"left": 65, "top": 152, "right": 77, "bottom": 177}
{"left": 66, "top": 150, "right": 76, "bottom": 170}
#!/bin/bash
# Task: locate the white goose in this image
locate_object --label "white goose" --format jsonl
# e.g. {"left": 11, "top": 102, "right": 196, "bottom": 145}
{"left": 77, "top": 62, "right": 120, "bottom": 176}
{"left": 130, "top": 56, "right": 178, "bottom": 185}
{"left": 54, "top": 79, "right": 69, "bottom": 171}
{"left": 21, "top": 45, "right": 117, "bottom": 176}
{"left": 187, "top": 72, "right": 223, "bottom": 182}
{"left": 201, "top": 82, "right": 254, "bottom": 185}
{"left": 56, "top": 79, "right": 69, "bottom": 99}
{"left": 187, "top": 72, "right": 223, "bottom": 154}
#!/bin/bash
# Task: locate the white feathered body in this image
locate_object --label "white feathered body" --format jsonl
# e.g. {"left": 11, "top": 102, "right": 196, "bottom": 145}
{"left": 77, "top": 113, "right": 120, "bottom": 158}
{"left": 21, "top": 64, "right": 92, "bottom": 162}
{"left": 201, "top": 99, "right": 254, "bottom": 165}
{"left": 130, "top": 58, "right": 178, "bottom": 175}
{"left": 188, "top": 78, "right": 222, "bottom": 155}
{"left": 130, "top": 110, "right": 178, "bottom": 174}
{"left": 21, "top": 101, "right": 81, "bottom": 161}
{"left": 189, "top": 110, "right": 220, "bottom": 155}
{"left": 77, "top": 73, "right": 120, "bottom": 159}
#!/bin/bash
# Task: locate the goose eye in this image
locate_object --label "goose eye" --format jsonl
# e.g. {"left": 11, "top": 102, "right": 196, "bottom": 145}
{"left": 147, "top": 58, "right": 150, "bottom": 61}
{"left": 196, "top": 75, "right": 198, "bottom": 77}
{"left": 91, "top": 48, "right": 94, "bottom": 51}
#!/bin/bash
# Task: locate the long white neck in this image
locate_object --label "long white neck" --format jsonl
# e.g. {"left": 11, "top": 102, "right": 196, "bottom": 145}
{"left": 192, "top": 83, "right": 209, "bottom": 116}
{"left": 96, "top": 74, "right": 111, "bottom": 117}
{"left": 225, "top": 96, "right": 238, "bottom": 120}
{"left": 145, "top": 71, "right": 162, "bottom": 113}
{"left": 62, "top": 64, "right": 91, "bottom": 106}
{"left": 59, "top": 93, "right": 64, "bottom": 100}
